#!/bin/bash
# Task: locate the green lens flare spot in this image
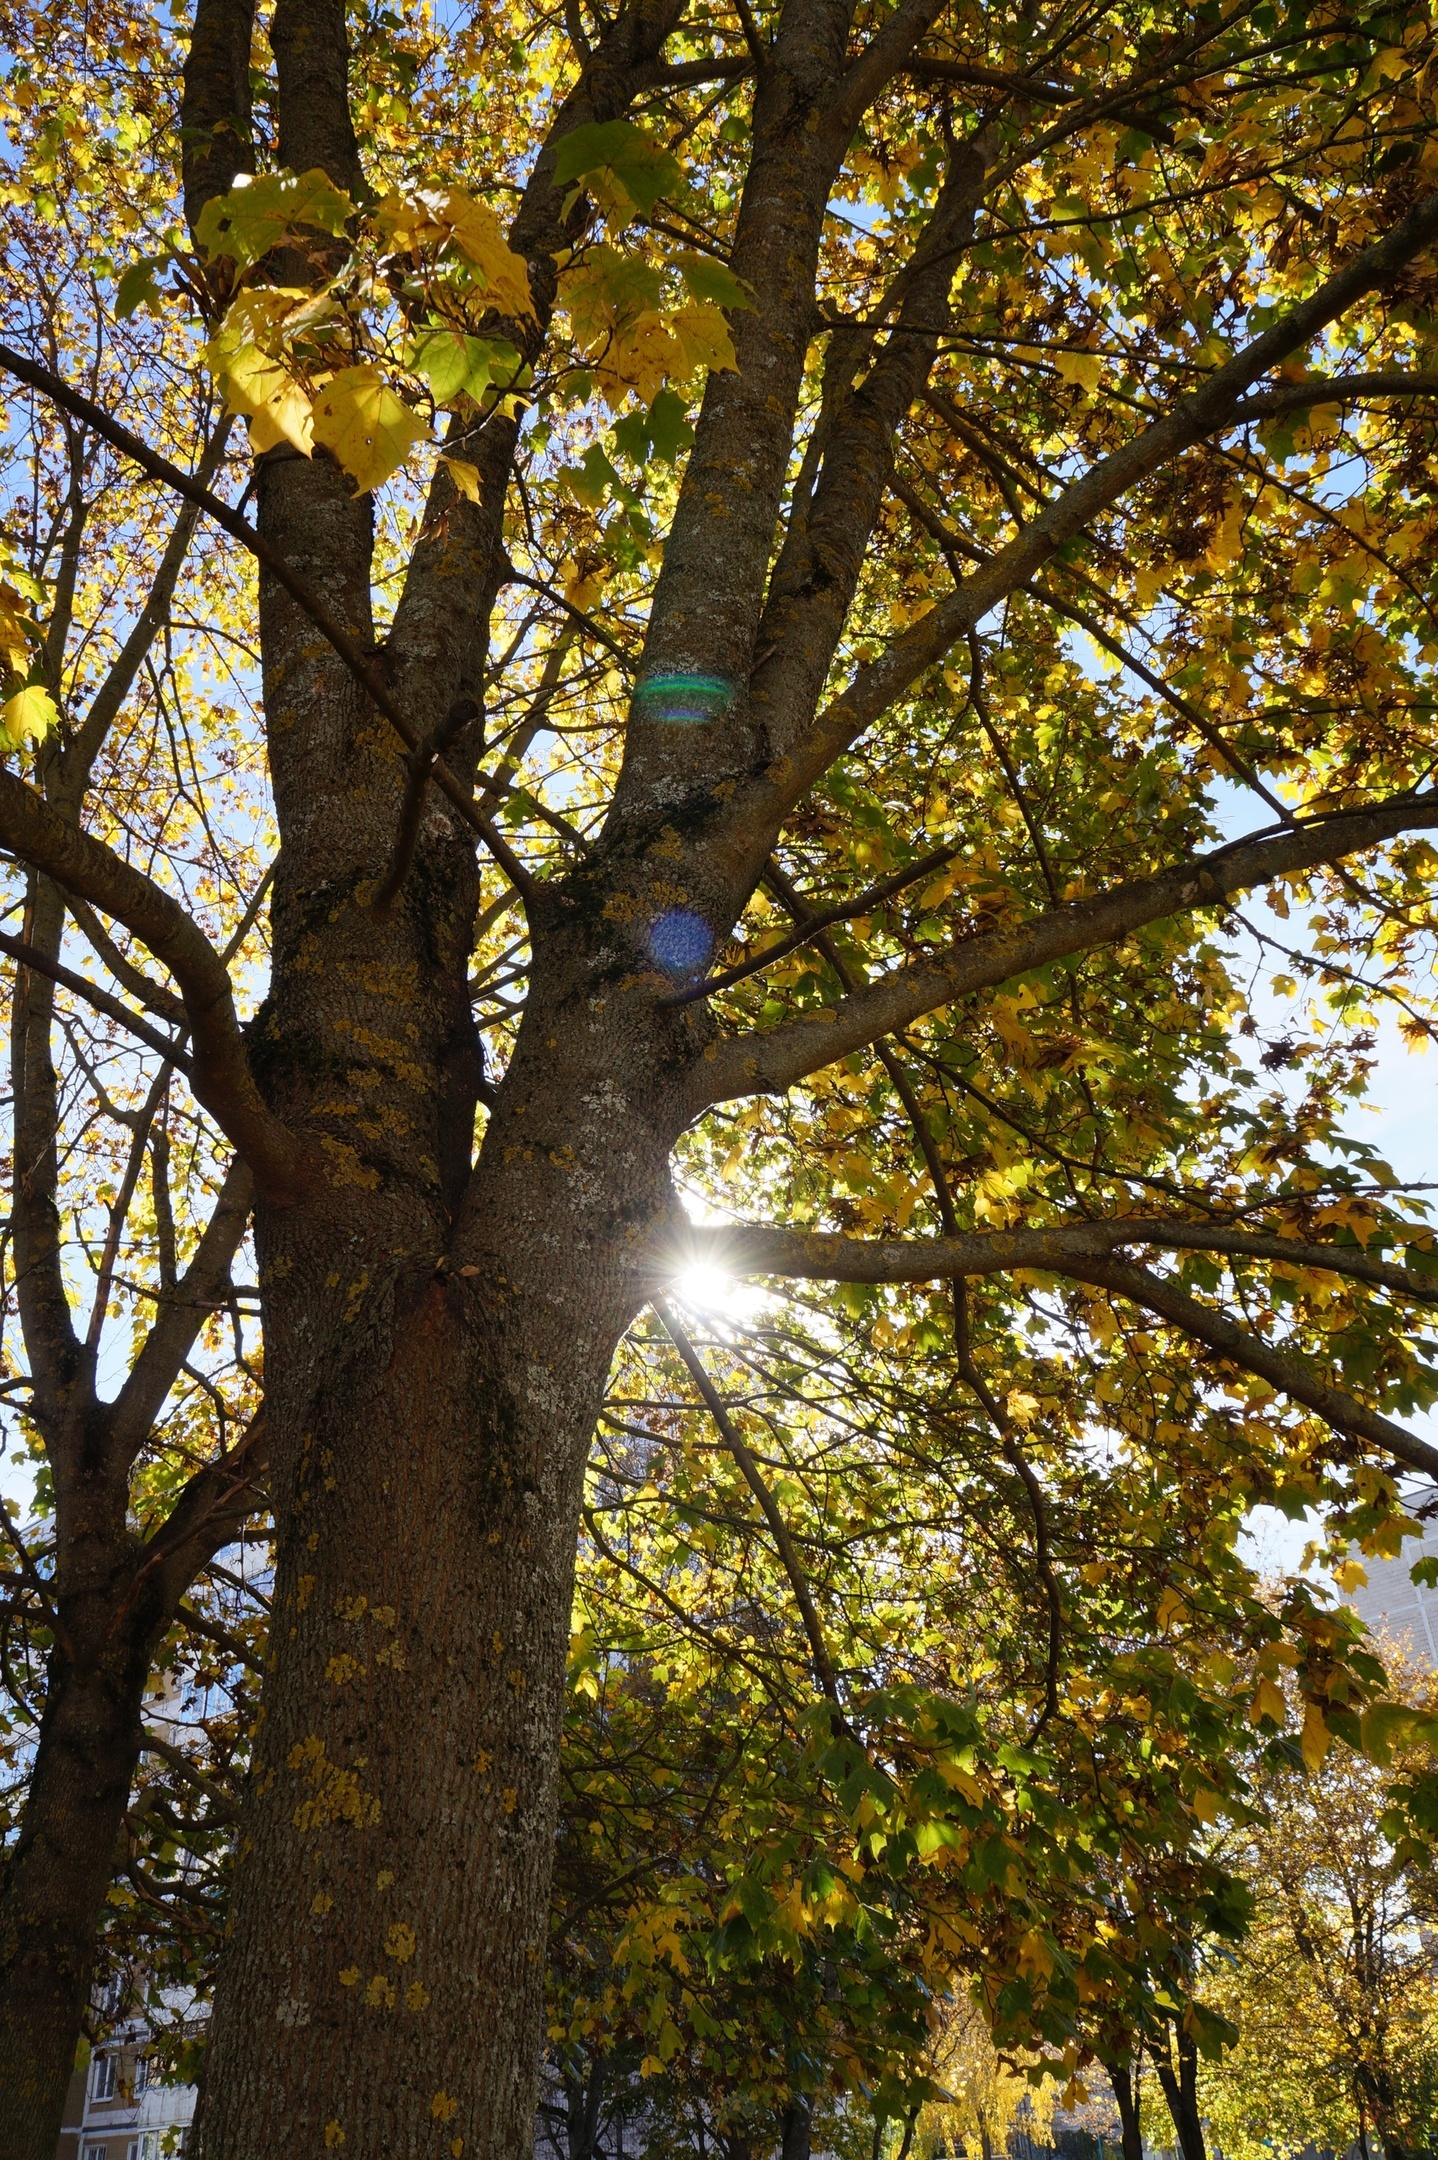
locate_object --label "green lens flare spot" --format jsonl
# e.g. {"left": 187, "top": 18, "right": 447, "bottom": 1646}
{"left": 634, "top": 673, "right": 732, "bottom": 725}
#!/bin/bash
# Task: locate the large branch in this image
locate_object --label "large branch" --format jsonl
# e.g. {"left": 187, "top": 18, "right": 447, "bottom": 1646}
{"left": 1061, "top": 1256, "right": 1438, "bottom": 1484}
{"left": 690, "top": 792, "right": 1438, "bottom": 1105}
{"left": 712, "top": 189, "right": 1438, "bottom": 859}
{"left": 109, "top": 1155, "right": 255, "bottom": 1464}
{"left": 0, "top": 767, "right": 311, "bottom": 1199}
{"left": 180, "top": 0, "right": 256, "bottom": 229}
{"left": 654, "top": 1221, "right": 1438, "bottom": 1481}
{"left": 656, "top": 1216, "right": 1438, "bottom": 1305}
{"left": 387, "top": 0, "right": 689, "bottom": 741}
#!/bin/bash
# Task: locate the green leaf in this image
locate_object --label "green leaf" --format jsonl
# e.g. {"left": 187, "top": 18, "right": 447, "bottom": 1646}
{"left": 673, "top": 252, "right": 754, "bottom": 312}
{"left": 311, "top": 366, "right": 426, "bottom": 493}
{"left": 552, "top": 121, "right": 681, "bottom": 216}
{"left": 115, "top": 255, "right": 170, "bottom": 319}
{"left": 196, "top": 168, "right": 354, "bottom": 273}
{"left": 406, "top": 329, "right": 523, "bottom": 407}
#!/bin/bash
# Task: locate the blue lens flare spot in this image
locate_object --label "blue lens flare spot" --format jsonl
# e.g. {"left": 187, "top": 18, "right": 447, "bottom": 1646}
{"left": 648, "top": 910, "right": 713, "bottom": 976}
{"left": 635, "top": 672, "right": 732, "bottom": 725}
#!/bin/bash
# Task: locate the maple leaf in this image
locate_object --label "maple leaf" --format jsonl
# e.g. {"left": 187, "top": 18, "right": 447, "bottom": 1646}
{"left": 195, "top": 168, "right": 354, "bottom": 273}
{"left": 310, "top": 366, "right": 426, "bottom": 493}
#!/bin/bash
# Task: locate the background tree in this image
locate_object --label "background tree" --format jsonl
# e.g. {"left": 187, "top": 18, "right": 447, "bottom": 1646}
{"left": 3, "top": 0, "right": 1438, "bottom": 2153}
{"left": 1201, "top": 1663, "right": 1438, "bottom": 2160}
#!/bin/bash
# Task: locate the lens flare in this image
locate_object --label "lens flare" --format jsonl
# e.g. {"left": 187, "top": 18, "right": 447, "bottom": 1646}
{"left": 634, "top": 672, "right": 732, "bottom": 725}
{"left": 647, "top": 909, "right": 713, "bottom": 976}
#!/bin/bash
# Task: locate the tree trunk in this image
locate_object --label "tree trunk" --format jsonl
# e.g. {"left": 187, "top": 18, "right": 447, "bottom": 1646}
{"left": 1150, "top": 2030, "right": 1205, "bottom": 2160}
{"left": 195, "top": 822, "right": 686, "bottom": 2156}
{"left": 780, "top": 2097, "right": 812, "bottom": 2160}
{"left": 0, "top": 1632, "right": 152, "bottom": 2159}
{"left": 1110, "top": 2055, "right": 1143, "bottom": 2160}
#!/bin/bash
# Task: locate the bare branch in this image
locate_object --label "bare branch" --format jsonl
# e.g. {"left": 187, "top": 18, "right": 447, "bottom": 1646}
{"left": 0, "top": 765, "right": 310, "bottom": 1198}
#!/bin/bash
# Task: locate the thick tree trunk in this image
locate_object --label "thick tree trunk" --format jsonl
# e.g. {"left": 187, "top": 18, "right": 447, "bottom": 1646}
{"left": 196, "top": 835, "right": 685, "bottom": 2156}
{"left": 0, "top": 1620, "right": 155, "bottom": 2159}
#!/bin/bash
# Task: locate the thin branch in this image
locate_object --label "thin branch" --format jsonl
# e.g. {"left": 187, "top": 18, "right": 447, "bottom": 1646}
{"left": 0, "top": 342, "right": 542, "bottom": 908}
{"left": 661, "top": 840, "right": 963, "bottom": 1006}
{"left": 0, "top": 929, "right": 191, "bottom": 1072}
{"left": 370, "top": 696, "right": 480, "bottom": 917}
{"left": 654, "top": 1298, "right": 846, "bottom": 1715}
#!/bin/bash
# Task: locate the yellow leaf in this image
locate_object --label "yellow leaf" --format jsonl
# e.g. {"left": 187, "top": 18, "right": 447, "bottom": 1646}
{"left": 311, "top": 366, "right": 426, "bottom": 492}
{"left": 218, "top": 343, "right": 314, "bottom": 457}
{"left": 0, "top": 582, "right": 36, "bottom": 678}
{"left": 1157, "top": 1587, "right": 1187, "bottom": 1631}
{"left": 1301, "top": 1701, "right": 1332, "bottom": 1772}
{"left": 1333, "top": 1557, "right": 1368, "bottom": 1592}
{"left": 670, "top": 300, "right": 737, "bottom": 376}
{"left": 601, "top": 311, "right": 681, "bottom": 407}
{"left": 1190, "top": 1785, "right": 1221, "bottom": 1823}
{"left": 439, "top": 455, "right": 481, "bottom": 502}
{"left": 1, "top": 685, "right": 58, "bottom": 747}
{"left": 1054, "top": 350, "right": 1102, "bottom": 396}
{"left": 378, "top": 186, "right": 536, "bottom": 317}
{"left": 1249, "top": 1676, "right": 1286, "bottom": 1728}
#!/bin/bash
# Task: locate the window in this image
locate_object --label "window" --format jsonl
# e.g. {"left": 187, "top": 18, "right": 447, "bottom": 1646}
{"left": 90, "top": 2055, "right": 117, "bottom": 2102}
{"left": 131, "top": 2136, "right": 161, "bottom": 2160}
{"left": 133, "top": 2054, "right": 151, "bottom": 2095}
{"left": 82, "top": 2146, "right": 108, "bottom": 2160}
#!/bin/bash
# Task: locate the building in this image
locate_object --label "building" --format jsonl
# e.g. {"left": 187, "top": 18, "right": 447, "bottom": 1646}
{"left": 55, "top": 2005, "right": 195, "bottom": 2160}
{"left": 1348, "top": 1489, "right": 1438, "bottom": 1668}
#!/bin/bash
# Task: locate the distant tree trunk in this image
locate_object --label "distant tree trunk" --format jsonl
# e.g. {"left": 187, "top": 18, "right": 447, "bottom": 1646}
{"left": 1150, "top": 2029, "right": 1206, "bottom": 2160}
{"left": 780, "top": 2097, "right": 812, "bottom": 2160}
{"left": 567, "top": 2060, "right": 606, "bottom": 2160}
{"left": 1111, "top": 2053, "right": 1143, "bottom": 2160}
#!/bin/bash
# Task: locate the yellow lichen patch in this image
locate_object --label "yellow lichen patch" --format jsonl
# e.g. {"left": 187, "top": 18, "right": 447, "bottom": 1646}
{"left": 295, "top": 1575, "right": 315, "bottom": 1611}
{"left": 288, "top": 1736, "right": 381, "bottom": 1832}
{"left": 320, "top": 1135, "right": 381, "bottom": 1189}
{"left": 376, "top": 1869, "right": 395, "bottom": 1892}
{"left": 330, "top": 1015, "right": 427, "bottom": 1090}
{"left": 336, "top": 1595, "right": 369, "bottom": 1621}
{"left": 502, "top": 1787, "right": 518, "bottom": 1814}
{"left": 385, "top": 1921, "right": 417, "bottom": 1962}
{"left": 364, "top": 1974, "right": 397, "bottom": 2008}
{"left": 311, "top": 1890, "right": 334, "bottom": 1915}
{"left": 405, "top": 1980, "right": 431, "bottom": 2011}
{"left": 339, "top": 1966, "right": 360, "bottom": 1987}
{"left": 370, "top": 1606, "right": 396, "bottom": 1629}
{"left": 373, "top": 1636, "right": 406, "bottom": 1670}
{"left": 431, "top": 2093, "right": 458, "bottom": 2122}
{"left": 451, "top": 2142, "right": 464, "bottom": 2158}
{"left": 325, "top": 1654, "right": 361, "bottom": 1686}
{"left": 324, "top": 2125, "right": 345, "bottom": 2148}
{"left": 473, "top": 1751, "right": 490, "bottom": 1777}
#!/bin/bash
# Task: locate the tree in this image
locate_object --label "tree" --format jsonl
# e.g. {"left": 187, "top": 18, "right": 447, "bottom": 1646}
{"left": 1201, "top": 1670, "right": 1438, "bottom": 2160}
{"left": 4, "top": 0, "right": 1438, "bottom": 2152}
